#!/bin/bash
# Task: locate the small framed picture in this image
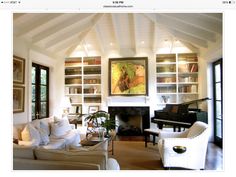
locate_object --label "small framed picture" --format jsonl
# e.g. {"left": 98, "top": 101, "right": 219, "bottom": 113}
{"left": 13, "top": 55, "right": 25, "bottom": 84}
{"left": 13, "top": 86, "right": 25, "bottom": 113}
{"left": 88, "top": 106, "right": 99, "bottom": 114}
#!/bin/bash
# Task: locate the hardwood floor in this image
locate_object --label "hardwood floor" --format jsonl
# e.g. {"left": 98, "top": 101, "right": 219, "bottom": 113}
{"left": 114, "top": 135, "right": 223, "bottom": 170}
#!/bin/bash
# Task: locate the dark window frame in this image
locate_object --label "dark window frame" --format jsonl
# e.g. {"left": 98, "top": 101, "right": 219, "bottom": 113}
{"left": 213, "top": 58, "right": 223, "bottom": 148}
{"left": 32, "top": 63, "right": 49, "bottom": 120}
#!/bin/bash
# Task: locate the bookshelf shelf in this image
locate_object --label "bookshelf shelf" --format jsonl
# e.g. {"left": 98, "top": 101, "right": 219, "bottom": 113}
{"left": 156, "top": 53, "right": 198, "bottom": 107}
{"left": 64, "top": 56, "right": 102, "bottom": 125}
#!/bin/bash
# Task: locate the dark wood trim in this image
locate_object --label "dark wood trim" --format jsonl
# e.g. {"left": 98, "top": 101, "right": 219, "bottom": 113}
{"left": 32, "top": 63, "right": 49, "bottom": 119}
{"left": 212, "top": 58, "right": 223, "bottom": 148}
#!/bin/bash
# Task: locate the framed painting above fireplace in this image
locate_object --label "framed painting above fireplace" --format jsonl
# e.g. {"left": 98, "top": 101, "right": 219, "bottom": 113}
{"left": 109, "top": 57, "right": 148, "bottom": 96}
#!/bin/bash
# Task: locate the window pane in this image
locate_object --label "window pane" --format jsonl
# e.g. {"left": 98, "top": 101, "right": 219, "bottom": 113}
{"left": 32, "top": 102, "right": 35, "bottom": 119}
{"left": 40, "top": 86, "right": 47, "bottom": 101}
{"left": 32, "top": 85, "right": 36, "bottom": 101}
{"left": 32, "top": 67, "right": 36, "bottom": 84}
{"left": 215, "top": 64, "right": 221, "bottom": 82}
{"left": 216, "top": 83, "right": 221, "bottom": 100}
{"left": 40, "top": 102, "right": 47, "bottom": 117}
{"left": 40, "top": 69, "right": 47, "bottom": 85}
{"left": 216, "top": 119, "right": 222, "bottom": 138}
{"left": 216, "top": 101, "right": 222, "bottom": 118}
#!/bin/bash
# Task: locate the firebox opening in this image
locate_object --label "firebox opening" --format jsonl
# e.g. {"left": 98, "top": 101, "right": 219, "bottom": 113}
{"left": 115, "top": 115, "right": 143, "bottom": 136}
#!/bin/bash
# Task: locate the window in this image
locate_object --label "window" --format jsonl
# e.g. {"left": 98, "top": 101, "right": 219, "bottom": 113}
{"left": 32, "top": 63, "right": 49, "bottom": 120}
{"left": 213, "top": 59, "right": 223, "bottom": 147}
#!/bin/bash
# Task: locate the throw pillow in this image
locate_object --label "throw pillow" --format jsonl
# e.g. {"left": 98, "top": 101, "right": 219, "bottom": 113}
{"left": 21, "top": 123, "right": 41, "bottom": 146}
{"left": 40, "top": 121, "right": 50, "bottom": 136}
{"left": 50, "top": 119, "right": 71, "bottom": 137}
{"left": 37, "top": 128, "right": 50, "bottom": 145}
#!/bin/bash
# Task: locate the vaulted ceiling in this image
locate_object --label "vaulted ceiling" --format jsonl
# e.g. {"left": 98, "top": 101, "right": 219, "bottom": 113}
{"left": 13, "top": 13, "right": 222, "bottom": 58}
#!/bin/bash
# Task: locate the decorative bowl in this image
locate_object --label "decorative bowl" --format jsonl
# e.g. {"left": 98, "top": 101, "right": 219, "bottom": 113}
{"left": 173, "top": 146, "right": 187, "bottom": 154}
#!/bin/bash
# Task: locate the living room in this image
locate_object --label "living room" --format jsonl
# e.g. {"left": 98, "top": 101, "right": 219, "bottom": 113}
{"left": 12, "top": 13, "right": 223, "bottom": 170}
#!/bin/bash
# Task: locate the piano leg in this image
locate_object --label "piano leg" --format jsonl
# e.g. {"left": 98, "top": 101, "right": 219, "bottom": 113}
{"left": 157, "top": 123, "right": 163, "bottom": 129}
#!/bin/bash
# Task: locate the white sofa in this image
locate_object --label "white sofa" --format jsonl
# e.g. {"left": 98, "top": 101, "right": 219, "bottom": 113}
{"left": 13, "top": 140, "right": 120, "bottom": 170}
{"left": 13, "top": 116, "right": 83, "bottom": 149}
{"left": 158, "top": 121, "right": 209, "bottom": 170}
{"left": 13, "top": 117, "right": 120, "bottom": 170}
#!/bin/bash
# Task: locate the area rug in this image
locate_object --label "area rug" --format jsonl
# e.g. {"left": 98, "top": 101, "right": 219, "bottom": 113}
{"left": 109, "top": 141, "right": 164, "bottom": 170}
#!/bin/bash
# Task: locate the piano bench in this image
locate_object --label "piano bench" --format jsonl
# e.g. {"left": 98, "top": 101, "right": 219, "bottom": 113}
{"left": 144, "top": 129, "right": 160, "bottom": 147}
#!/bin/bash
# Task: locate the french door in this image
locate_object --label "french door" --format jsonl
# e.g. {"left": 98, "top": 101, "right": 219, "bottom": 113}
{"left": 213, "top": 59, "right": 223, "bottom": 147}
{"left": 32, "top": 63, "right": 49, "bottom": 120}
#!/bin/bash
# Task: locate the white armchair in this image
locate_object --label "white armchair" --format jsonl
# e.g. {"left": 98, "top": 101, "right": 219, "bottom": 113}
{"left": 158, "top": 121, "right": 209, "bottom": 170}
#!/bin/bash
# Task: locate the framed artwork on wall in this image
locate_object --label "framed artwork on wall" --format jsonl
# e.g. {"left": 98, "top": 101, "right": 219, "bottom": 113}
{"left": 88, "top": 106, "right": 99, "bottom": 114}
{"left": 109, "top": 57, "right": 148, "bottom": 96}
{"left": 13, "top": 86, "right": 25, "bottom": 113}
{"left": 13, "top": 55, "right": 25, "bottom": 84}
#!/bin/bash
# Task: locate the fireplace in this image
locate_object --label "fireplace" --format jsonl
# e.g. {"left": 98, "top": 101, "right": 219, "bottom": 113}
{"left": 108, "top": 106, "right": 150, "bottom": 136}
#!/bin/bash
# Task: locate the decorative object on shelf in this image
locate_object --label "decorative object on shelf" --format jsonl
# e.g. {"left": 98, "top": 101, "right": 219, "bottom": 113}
{"left": 13, "top": 55, "right": 25, "bottom": 84}
{"left": 173, "top": 146, "right": 187, "bottom": 154}
{"left": 84, "top": 110, "right": 116, "bottom": 138}
{"left": 13, "top": 86, "right": 25, "bottom": 113}
{"left": 61, "top": 96, "right": 71, "bottom": 114}
{"left": 88, "top": 106, "right": 99, "bottom": 114}
{"left": 162, "top": 95, "right": 170, "bottom": 103}
{"left": 109, "top": 57, "right": 148, "bottom": 96}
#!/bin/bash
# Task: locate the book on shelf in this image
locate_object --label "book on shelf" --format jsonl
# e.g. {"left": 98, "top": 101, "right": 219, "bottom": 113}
{"left": 189, "top": 64, "right": 198, "bottom": 72}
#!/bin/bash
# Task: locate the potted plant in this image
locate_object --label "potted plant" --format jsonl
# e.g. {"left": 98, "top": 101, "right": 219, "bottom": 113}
{"left": 84, "top": 110, "right": 116, "bottom": 138}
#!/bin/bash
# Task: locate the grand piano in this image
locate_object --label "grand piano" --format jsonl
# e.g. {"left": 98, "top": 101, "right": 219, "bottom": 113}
{"left": 151, "top": 98, "right": 210, "bottom": 132}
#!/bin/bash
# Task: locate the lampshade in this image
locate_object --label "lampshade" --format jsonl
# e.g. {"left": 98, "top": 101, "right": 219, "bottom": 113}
{"left": 61, "top": 97, "right": 71, "bottom": 108}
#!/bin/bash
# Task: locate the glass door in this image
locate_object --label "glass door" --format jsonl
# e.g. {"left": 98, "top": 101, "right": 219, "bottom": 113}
{"left": 213, "top": 59, "right": 223, "bottom": 147}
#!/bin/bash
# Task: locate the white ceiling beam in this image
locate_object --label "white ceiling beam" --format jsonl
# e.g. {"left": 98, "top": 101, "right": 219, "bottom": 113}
{"left": 179, "top": 40, "right": 200, "bottom": 53}
{"left": 82, "top": 40, "right": 89, "bottom": 57}
{"left": 130, "top": 14, "right": 138, "bottom": 54}
{"left": 19, "top": 37, "right": 61, "bottom": 59}
{"left": 44, "top": 22, "right": 93, "bottom": 49}
{"left": 152, "top": 23, "right": 158, "bottom": 53}
{"left": 156, "top": 14, "right": 216, "bottom": 42}
{"left": 64, "top": 14, "right": 104, "bottom": 57}
{"left": 201, "top": 13, "right": 222, "bottom": 22}
{"left": 94, "top": 25, "right": 105, "bottom": 55}
{"left": 111, "top": 14, "right": 121, "bottom": 53}
{"left": 162, "top": 13, "right": 222, "bottom": 35}
{"left": 16, "top": 14, "right": 63, "bottom": 37}
{"left": 32, "top": 14, "right": 94, "bottom": 43}
{"left": 13, "top": 13, "right": 27, "bottom": 21}
{"left": 171, "top": 29, "right": 208, "bottom": 48}
{"left": 53, "top": 30, "right": 89, "bottom": 53}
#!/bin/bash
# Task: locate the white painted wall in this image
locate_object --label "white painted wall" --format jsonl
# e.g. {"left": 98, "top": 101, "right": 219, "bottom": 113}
{"left": 13, "top": 37, "right": 64, "bottom": 124}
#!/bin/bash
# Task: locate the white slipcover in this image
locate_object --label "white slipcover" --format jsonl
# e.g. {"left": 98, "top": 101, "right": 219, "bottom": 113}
{"left": 158, "top": 121, "right": 209, "bottom": 170}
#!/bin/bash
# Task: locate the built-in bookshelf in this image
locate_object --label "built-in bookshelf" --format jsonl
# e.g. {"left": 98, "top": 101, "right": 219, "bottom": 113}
{"left": 65, "top": 56, "right": 102, "bottom": 124}
{"left": 156, "top": 53, "right": 198, "bottom": 109}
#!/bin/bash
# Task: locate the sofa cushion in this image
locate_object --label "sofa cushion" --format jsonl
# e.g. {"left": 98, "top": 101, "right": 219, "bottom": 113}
{"left": 21, "top": 123, "right": 41, "bottom": 146}
{"left": 53, "top": 129, "right": 80, "bottom": 146}
{"left": 13, "top": 144, "right": 36, "bottom": 159}
{"left": 41, "top": 138, "right": 65, "bottom": 149}
{"left": 35, "top": 148, "right": 108, "bottom": 170}
{"left": 13, "top": 159, "right": 100, "bottom": 170}
{"left": 50, "top": 119, "right": 72, "bottom": 137}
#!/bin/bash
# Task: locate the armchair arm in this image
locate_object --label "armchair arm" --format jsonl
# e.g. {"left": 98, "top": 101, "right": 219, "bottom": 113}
{"left": 159, "top": 137, "right": 207, "bottom": 169}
